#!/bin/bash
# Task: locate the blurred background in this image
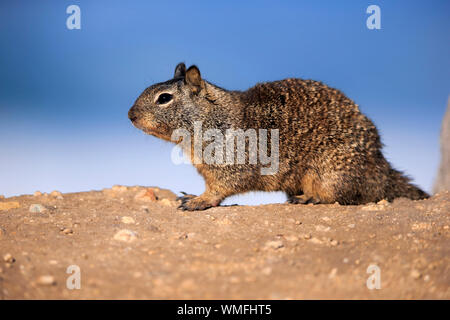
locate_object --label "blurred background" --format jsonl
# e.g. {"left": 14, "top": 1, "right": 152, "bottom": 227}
{"left": 0, "top": 0, "right": 448, "bottom": 205}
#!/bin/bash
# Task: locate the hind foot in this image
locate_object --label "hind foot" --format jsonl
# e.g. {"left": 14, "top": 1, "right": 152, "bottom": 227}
{"left": 287, "top": 194, "right": 321, "bottom": 205}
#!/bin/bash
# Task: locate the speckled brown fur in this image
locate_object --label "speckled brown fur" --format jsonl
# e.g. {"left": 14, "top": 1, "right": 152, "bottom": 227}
{"left": 128, "top": 63, "right": 428, "bottom": 210}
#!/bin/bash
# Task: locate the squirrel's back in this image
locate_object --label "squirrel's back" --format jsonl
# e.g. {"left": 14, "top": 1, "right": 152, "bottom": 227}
{"left": 240, "top": 78, "right": 428, "bottom": 204}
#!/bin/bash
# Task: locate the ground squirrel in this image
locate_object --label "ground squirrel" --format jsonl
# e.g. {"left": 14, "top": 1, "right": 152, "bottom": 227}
{"left": 128, "top": 63, "right": 429, "bottom": 211}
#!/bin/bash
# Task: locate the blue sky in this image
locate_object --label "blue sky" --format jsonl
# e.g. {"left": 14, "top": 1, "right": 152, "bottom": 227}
{"left": 0, "top": 0, "right": 449, "bottom": 204}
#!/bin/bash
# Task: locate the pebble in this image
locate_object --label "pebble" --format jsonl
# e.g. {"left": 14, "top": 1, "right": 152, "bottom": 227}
{"left": 50, "top": 191, "right": 63, "bottom": 198}
{"left": 309, "top": 237, "right": 323, "bottom": 245}
{"left": 29, "top": 204, "right": 46, "bottom": 213}
{"left": 328, "top": 268, "right": 338, "bottom": 279}
{"left": 0, "top": 202, "right": 20, "bottom": 211}
{"left": 3, "top": 253, "right": 15, "bottom": 263}
{"left": 121, "top": 216, "right": 135, "bottom": 224}
{"left": 410, "top": 269, "right": 421, "bottom": 279}
{"left": 262, "top": 267, "right": 272, "bottom": 275}
{"left": 316, "top": 225, "right": 330, "bottom": 232}
{"left": 302, "top": 233, "right": 312, "bottom": 240}
{"left": 264, "top": 240, "right": 284, "bottom": 250}
{"left": 159, "top": 198, "right": 176, "bottom": 207}
{"left": 36, "top": 275, "right": 56, "bottom": 286}
{"left": 61, "top": 228, "right": 73, "bottom": 235}
{"left": 112, "top": 185, "right": 128, "bottom": 193}
{"left": 113, "top": 229, "right": 138, "bottom": 242}
{"left": 134, "top": 189, "right": 157, "bottom": 202}
{"left": 329, "top": 239, "right": 339, "bottom": 246}
{"left": 285, "top": 235, "right": 299, "bottom": 242}
{"left": 377, "top": 199, "right": 390, "bottom": 206}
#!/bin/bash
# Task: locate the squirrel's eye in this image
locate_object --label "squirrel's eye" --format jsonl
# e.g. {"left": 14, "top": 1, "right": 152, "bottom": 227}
{"left": 157, "top": 93, "right": 173, "bottom": 104}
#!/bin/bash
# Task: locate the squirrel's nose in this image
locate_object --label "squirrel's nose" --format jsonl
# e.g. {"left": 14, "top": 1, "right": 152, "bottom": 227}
{"left": 128, "top": 107, "right": 138, "bottom": 122}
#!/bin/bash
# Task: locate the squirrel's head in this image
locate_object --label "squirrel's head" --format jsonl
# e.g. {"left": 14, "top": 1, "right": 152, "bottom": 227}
{"left": 128, "top": 63, "right": 221, "bottom": 142}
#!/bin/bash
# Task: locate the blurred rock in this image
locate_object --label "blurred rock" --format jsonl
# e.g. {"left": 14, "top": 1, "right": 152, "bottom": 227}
{"left": 50, "top": 191, "right": 62, "bottom": 198}
{"left": 29, "top": 204, "right": 46, "bottom": 213}
{"left": 36, "top": 275, "right": 56, "bottom": 286}
{"left": 113, "top": 229, "right": 138, "bottom": 242}
{"left": 134, "top": 189, "right": 157, "bottom": 202}
{"left": 159, "top": 198, "right": 177, "bottom": 207}
{"left": 121, "top": 216, "right": 135, "bottom": 224}
{"left": 434, "top": 98, "right": 450, "bottom": 193}
{"left": 0, "top": 202, "right": 20, "bottom": 211}
{"left": 112, "top": 185, "right": 128, "bottom": 193}
{"left": 3, "top": 253, "right": 15, "bottom": 263}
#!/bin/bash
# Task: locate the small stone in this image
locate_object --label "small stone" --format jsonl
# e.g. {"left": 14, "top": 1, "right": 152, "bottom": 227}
{"left": 377, "top": 199, "right": 389, "bottom": 206}
{"left": 262, "top": 267, "right": 272, "bottom": 275}
{"left": 443, "top": 225, "right": 449, "bottom": 230}
{"left": 302, "top": 233, "right": 312, "bottom": 240}
{"left": 264, "top": 240, "right": 284, "bottom": 250}
{"left": 112, "top": 185, "right": 128, "bottom": 193}
{"left": 309, "top": 237, "right": 323, "bottom": 245}
{"left": 328, "top": 268, "right": 338, "bottom": 279}
{"left": 3, "top": 253, "right": 15, "bottom": 263}
{"left": 50, "top": 191, "right": 62, "bottom": 198}
{"left": 113, "top": 229, "right": 138, "bottom": 242}
{"left": 0, "top": 202, "right": 20, "bottom": 211}
{"left": 159, "top": 198, "right": 176, "bottom": 207}
{"left": 410, "top": 269, "right": 421, "bottom": 279}
{"left": 36, "top": 275, "right": 56, "bottom": 286}
{"left": 121, "top": 216, "right": 135, "bottom": 224}
{"left": 343, "top": 258, "right": 349, "bottom": 264}
{"left": 33, "top": 191, "right": 42, "bottom": 197}
{"left": 424, "top": 275, "right": 430, "bottom": 282}
{"left": 330, "top": 239, "right": 339, "bottom": 246}
{"left": 61, "top": 228, "right": 73, "bottom": 235}
{"left": 29, "top": 204, "right": 46, "bottom": 213}
{"left": 134, "top": 189, "right": 157, "bottom": 202}
{"left": 348, "top": 223, "right": 356, "bottom": 229}
{"left": 316, "top": 225, "right": 330, "bottom": 232}
{"left": 285, "top": 235, "right": 299, "bottom": 242}
{"left": 294, "top": 220, "right": 302, "bottom": 225}
{"left": 49, "top": 260, "right": 58, "bottom": 265}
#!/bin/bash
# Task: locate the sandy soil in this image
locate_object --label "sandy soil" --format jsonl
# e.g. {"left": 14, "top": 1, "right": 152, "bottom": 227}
{"left": 0, "top": 186, "right": 449, "bottom": 299}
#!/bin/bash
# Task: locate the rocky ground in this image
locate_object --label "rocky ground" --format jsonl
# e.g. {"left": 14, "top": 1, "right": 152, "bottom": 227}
{"left": 0, "top": 186, "right": 449, "bottom": 299}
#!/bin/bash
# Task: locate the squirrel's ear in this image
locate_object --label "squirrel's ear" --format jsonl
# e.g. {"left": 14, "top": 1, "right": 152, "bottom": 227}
{"left": 174, "top": 62, "right": 186, "bottom": 79}
{"left": 185, "top": 65, "right": 203, "bottom": 94}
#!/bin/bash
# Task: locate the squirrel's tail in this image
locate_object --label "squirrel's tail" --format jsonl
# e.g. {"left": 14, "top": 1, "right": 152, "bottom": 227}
{"left": 385, "top": 168, "right": 429, "bottom": 201}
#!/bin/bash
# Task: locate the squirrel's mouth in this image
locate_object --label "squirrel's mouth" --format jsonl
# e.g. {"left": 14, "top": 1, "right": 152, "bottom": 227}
{"left": 128, "top": 111, "right": 173, "bottom": 142}
{"left": 135, "top": 122, "right": 172, "bottom": 142}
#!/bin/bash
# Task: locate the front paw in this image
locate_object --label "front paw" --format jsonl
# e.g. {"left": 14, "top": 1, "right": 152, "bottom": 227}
{"left": 177, "top": 195, "right": 216, "bottom": 211}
